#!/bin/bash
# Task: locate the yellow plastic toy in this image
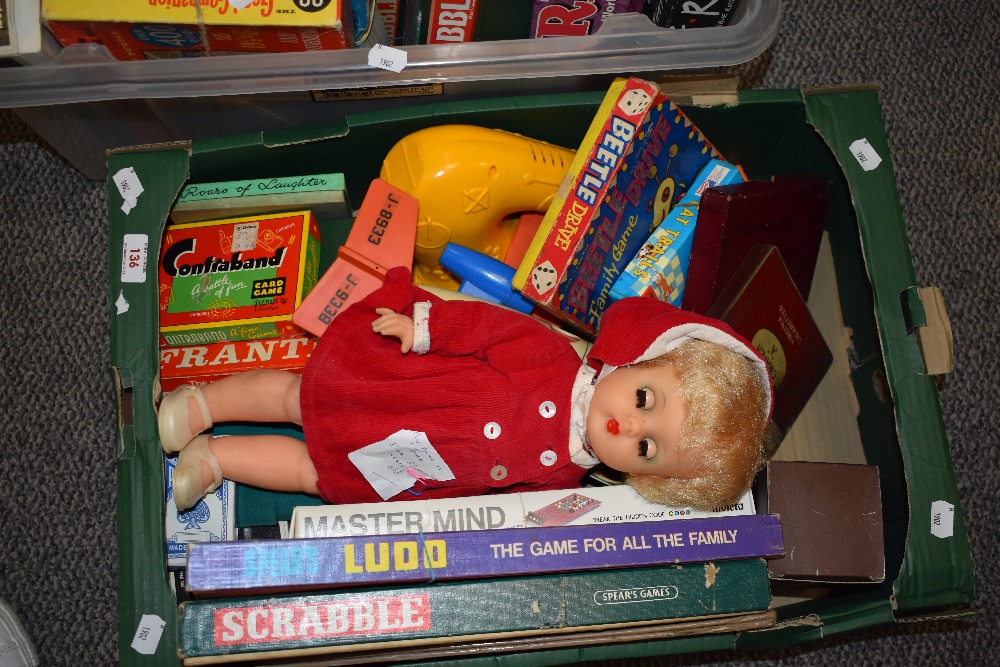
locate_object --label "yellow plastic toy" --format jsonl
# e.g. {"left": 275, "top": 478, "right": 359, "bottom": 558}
{"left": 379, "top": 125, "right": 576, "bottom": 289}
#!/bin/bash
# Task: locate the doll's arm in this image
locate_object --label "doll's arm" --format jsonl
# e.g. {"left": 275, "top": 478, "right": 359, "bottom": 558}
{"left": 366, "top": 267, "right": 572, "bottom": 370}
{"left": 371, "top": 308, "right": 415, "bottom": 353}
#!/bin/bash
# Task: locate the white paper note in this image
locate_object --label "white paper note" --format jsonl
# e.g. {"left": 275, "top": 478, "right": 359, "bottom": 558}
{"left": 349, "top": 430, "right": 455, "bottom": 500}
{"left": 114, "top": 167, "right": 145, "bottom": 214}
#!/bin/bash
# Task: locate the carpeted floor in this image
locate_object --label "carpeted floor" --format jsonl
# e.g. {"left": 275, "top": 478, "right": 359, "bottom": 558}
{"left": 1, "top": 1, "right": 998, "bottom": 665}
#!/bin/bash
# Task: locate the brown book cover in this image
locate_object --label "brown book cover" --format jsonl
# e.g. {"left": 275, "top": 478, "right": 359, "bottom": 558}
{"left": 706, "top": 245, "right": 832, "bottom": 457}
{"left": 684, "top": 175, "right": 830, "bottom": 315}
{"left": 757, "top": 461, "right": 885, "bottom": 583}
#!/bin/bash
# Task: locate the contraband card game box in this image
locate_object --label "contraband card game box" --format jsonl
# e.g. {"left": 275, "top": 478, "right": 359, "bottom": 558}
{"left": 157, "top": 211, "right": 321, "bottom": 347}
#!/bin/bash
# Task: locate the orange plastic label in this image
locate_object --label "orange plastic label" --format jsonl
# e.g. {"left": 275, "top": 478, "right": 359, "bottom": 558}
{"left": 292, "top": 179, "right": 418, "bottom": 337}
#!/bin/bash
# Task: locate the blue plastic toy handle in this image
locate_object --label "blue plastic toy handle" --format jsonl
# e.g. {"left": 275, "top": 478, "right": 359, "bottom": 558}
{"left": 440, "top": 244, "right": 535, "bottom": 314}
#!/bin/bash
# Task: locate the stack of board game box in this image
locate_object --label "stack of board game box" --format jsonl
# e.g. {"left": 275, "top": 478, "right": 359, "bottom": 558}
{"left": 175, "top": 486, "right": 783, "bottom": 661}
{"left": 156, "top": 172, "right": 352, "bottom": 392}
{"left": 395, "top": 1, "right": 745, "bottom": 45}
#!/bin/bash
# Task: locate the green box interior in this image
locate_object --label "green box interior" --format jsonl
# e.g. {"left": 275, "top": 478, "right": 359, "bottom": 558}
{"left": 107, "top": 86, "right": 975, "bottom": 666}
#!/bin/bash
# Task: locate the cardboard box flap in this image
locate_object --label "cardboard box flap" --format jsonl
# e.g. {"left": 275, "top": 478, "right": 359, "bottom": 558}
{"left": 186, "top": 118, "right": 353, "bottom": 189}
{"left": 106, "top": 147, "right": 190, "bottom": 663}
{"left": 655, "top": 74, "right": 740, "bottom": 107}
{"left": 187, "top": 125, "right": 347, "bottom": 161}
{"left": 802, "top": 88, "right": 975, "bottom": 612}
{"left": 261, "top": 117, "right": 352, "bottom": 149}
{"left": 901, "top": 286, "right": 954, "bottom": 376}
{"left": 107, "top": 140, "right": 192, "bottom": 160}
{"left": 738, "top": 595, "right": 896, "bottom": 650}
{"left": 107, "top": 148, "right": 189, "bottom": 445}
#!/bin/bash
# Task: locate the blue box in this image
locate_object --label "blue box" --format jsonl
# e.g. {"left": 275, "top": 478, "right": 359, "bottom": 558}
{"left": 609, "top": 159, "right": 744, "bottom": 306}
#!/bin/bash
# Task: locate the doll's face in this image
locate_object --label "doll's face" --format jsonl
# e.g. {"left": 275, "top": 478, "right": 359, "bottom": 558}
{"left": 586, "top": 363, "right": 697, "bottom": 478}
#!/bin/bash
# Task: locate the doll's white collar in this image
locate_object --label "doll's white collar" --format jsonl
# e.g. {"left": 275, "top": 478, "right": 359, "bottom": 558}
{"left": 569, "top": 364, "right": 601, "bottom": 468}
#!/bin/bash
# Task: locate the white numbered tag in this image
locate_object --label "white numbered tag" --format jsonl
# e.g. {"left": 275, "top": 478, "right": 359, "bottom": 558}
{"left": 369, "top": 44, "right": 407, "bottom": 73}
{"left": 849, "top": 138, "right": 882, "bottom": 172}
{"left": 114, "top": 167, "right": 144, "bottom": 214}
{"left": 930, "top": 500, "right": 955, "bottom": 539}
{"left": 120, "top": 234, "right": 149, "bottom": 284}
{"left": 130, "top": 614, "right": 165, "bottom": 655}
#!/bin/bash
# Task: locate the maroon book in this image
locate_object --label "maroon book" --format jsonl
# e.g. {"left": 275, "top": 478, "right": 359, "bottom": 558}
{"left": 684, "top": 176, "right": 829, "bottom": 315}
{"left": 706, "top": 245, "right": 832, "bottom": 458}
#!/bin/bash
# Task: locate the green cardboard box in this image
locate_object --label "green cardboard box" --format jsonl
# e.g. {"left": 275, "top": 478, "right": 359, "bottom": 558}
{"left": 107, "top": 85, "right": 975, "bottom": 665}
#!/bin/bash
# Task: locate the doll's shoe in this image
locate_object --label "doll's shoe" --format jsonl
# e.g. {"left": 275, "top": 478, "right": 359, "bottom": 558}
{"left": 172, "top": 435, "right": 223, "bottom": 513}
{"left": 158, "top": 384, "right": 213, "bottom": 454}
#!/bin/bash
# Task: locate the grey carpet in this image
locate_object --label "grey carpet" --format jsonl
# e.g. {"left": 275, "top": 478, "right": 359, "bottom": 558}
{"left": 1, "top": 0, "right": 997, "bottom": 664}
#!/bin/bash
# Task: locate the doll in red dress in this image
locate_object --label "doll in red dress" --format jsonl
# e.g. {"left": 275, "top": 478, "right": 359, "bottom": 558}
{"left": 159, "top": 267, "right": 772, "bottom": 512}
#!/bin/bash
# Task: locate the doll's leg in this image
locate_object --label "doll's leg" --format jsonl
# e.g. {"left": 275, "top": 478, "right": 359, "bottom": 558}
{"left": 160, "top": 369, "right": 301, "bottom": 453}
{"left": 173, "top": 432, "right": 319, "bottom": 511}
{"left": 208, "top": 433, "right": 318, "bottom": 495}
{"left": 199, "top": 369, "right": 302, "bottom": 428}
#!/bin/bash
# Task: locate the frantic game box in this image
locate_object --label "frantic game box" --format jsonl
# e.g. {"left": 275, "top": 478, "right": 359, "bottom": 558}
{"left": 107, "top": 86, "right": 974, "bottom": 665}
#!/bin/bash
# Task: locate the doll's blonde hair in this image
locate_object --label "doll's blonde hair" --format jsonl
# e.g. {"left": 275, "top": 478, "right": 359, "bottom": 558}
{"left": 625, "top": 339, "right": 768, "bottom": 511}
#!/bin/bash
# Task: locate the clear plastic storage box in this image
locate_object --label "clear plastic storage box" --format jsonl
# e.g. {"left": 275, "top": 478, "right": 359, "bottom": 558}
{"left": 0, "top": 1, "right": 780, "bottom": 179}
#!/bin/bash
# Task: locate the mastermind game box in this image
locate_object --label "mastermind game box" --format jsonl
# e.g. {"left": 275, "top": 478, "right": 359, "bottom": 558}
{"left": 158, "top": 211, "right": 321, "bottom": 347}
